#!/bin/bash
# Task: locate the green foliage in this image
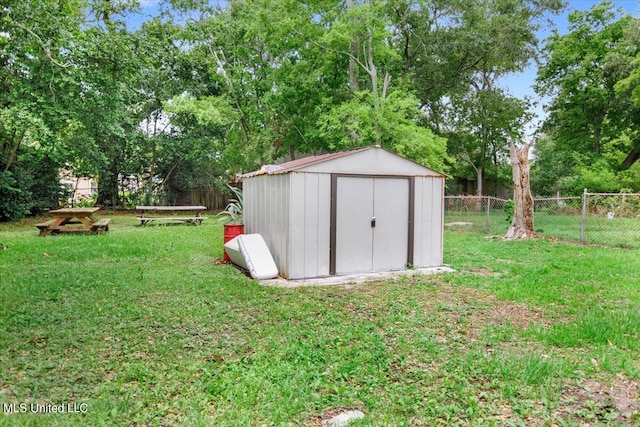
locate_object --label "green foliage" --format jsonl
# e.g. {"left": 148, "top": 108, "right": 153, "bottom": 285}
{"left": 504, "top": 199, "right": 514, "bottom": 223}
{"left": 0, "top": 170, "right": 33, "bottom": 221}
{"left": 533, "top": 133, "right": 640, "bottom": 196}
{"left": 164, "top": 94, "right": 236, "bottom": 129}
{"left": 535, "top": 3, "right": 640, "bottom": 193}
{"left": 445, "top": 89, "right": 529, "bottom": 194}
{"left": 0, "top": 147, "right": 60, "bottom": 221}
{"left": 569, "top": 159, "right": 622, "bottom": 194}
{"left": 216, "top": 185, "right": 243, "bottom": 225}
{"left": 387, "top": 0, "right": 560, "bottom": 195}
{"left": 318, "top": 90, "right": 450, "bottom": 172}
{"left": 0, "top": 0, "right": 596, "bottom": 216}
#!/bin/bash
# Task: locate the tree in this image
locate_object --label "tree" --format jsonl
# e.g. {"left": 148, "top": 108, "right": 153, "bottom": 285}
{"left": 535, "top": 2, "right": 640, "bottom": 194}
{"left": 176, "top": 0, "right": 449, "bottom": 172}
{"left": 388, "top": 0, "right": 563, "bottom": 193}
{"left": 505, "top": 141, "right": 536, "bottom": 240}
{"left": 316, "top": 0, "right": 450, "bottom": 171}
{"left": 180, "top": 0, "right": 331, "bottom": 168}
{"left": 615, "top": 16, "right": 640, "bottom": 170}
{"left": 69, "top": 1, "right": 148, "bottom": 207}
{"left": 0, "top": 0, "right": 585, "bottom": 219}
{"left": 445, "top": 87, "right": 529, "bottom": 196}
{"left": 0, "top": 0, "right": 84, "bottom": 219}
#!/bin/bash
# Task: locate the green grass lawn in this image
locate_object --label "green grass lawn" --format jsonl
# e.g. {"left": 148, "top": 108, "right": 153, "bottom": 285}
{"left": 1, "top": 216, "right": 639, "bottom": 426}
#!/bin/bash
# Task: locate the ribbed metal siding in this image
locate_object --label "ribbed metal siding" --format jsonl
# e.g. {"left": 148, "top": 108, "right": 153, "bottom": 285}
{"left": 245, "top": 171, "right": 444, "bottom": 279}
{"left": 413, "top": 176, "right": 445, "bottom": 267}
{"left": 289, "top": 173, "right": 331, "bottom": 279}
{"left": 244, "top": 174, "right": 291, "bottom": 277}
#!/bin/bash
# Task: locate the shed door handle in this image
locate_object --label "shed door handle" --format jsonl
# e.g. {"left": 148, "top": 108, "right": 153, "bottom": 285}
{"left": 371, "top": 217, "right": 376, "bottom": 228}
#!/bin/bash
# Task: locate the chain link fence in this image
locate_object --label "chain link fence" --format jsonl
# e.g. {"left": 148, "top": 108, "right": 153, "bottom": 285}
{"left": 529, "top": 196, "right": 582, "bottom": 244}
{"left": 444, "top": 191, "right": 640, "bottom": 248}
{"left": 580, "top": 192, "right": 640, "bottom": 248}
{"left": 444, "top": 196, "right": 509, "bottom": 234}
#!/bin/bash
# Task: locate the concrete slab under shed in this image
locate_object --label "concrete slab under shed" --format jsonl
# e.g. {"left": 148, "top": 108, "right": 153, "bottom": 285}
{"left": 260, "top": 266, "right": 455, "bottom": 288}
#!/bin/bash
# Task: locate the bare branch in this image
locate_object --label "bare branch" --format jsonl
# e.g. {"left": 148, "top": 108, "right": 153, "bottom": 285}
{"left": 10, "top": 20, "right": 72, "bottom": 69}
{"left": 381, "top": 72, "right": 391, "bottom": 102}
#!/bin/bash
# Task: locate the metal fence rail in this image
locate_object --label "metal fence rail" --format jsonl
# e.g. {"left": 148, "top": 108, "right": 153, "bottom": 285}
{"left": 444, "top": 191, "right": 640, "bottom": 248}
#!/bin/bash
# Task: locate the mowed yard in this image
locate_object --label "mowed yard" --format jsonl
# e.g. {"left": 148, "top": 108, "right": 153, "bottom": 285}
{"left": 0, "top": 215, "right": 639, "bottom": 426}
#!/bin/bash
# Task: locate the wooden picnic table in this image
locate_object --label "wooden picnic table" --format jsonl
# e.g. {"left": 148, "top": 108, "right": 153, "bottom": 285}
{"left": 135, "top": 205, "right": 208, "bottom": 226}
{"left": 36, "top": 207, "right": 110, "bottom": 236}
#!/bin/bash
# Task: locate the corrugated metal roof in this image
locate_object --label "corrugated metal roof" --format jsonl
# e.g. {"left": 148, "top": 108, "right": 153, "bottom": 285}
{"left": 241, "top": 147, "right": 372, "bottom": 178}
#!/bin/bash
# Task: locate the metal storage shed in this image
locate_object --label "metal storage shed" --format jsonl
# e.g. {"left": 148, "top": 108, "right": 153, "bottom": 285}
{"left": 241, "top": 146, "right": 445, "bottom": 280}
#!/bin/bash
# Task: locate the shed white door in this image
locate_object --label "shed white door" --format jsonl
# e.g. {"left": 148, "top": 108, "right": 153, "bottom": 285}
{"left": 334, "top": 176, "right": 409, "bottom": 274}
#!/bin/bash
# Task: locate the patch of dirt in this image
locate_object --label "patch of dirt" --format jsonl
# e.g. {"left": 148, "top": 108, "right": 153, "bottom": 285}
{"left": 393, "top": 284, "right": 566, "bottom": 346}
{"left": 433, "top": 286, "right": 558, "bottom": 329}
{"left": 554, "top": 376, "right": 640, "bottom": 424}
{"left": 0, "top": 382, "right": 16, "bottom": 399}
{"left": 334, "top": 279, "right": 562, "bottom": 343}
{"left": 470, "top": 296, "right": 553, "bottom": 329}
{"left": 315, "top": 279, "right": 563, "bottom": 350}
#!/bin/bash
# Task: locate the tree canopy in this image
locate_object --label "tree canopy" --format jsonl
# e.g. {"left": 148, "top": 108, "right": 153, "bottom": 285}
{"left": 534, "top": 1, "right": 640, "bottom": 195}
{"left": 2, "top": 0, "right": 639, "bottom": 219}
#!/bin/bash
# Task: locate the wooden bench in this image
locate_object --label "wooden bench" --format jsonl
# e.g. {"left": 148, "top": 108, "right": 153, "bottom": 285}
{"left": 35, "top": 208, "right": 109, "bottom": 236}
{"left": 136, "top": 206, "right": 207, "bottom": 227}
{"left": 36, "top": 220, "right": 55, "bottom": 230}
{"left": 136, "top": 216, "right": 207, "bottom": 226}
{"left": 36, "top": 220, "right": 55, "bottom": 236}
{"left": 91, "top": 218, "right": 111, "bottom": 233}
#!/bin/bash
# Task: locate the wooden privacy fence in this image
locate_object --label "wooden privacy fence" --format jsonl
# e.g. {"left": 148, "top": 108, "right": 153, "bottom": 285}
{"left": 175, "top": 188, "right": 234, "bottom": 211}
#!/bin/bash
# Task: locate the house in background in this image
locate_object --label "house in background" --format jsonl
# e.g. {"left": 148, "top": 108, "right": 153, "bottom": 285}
{"left": 241, "top": 146, "right": 445, "bottom": 280}
{"left": 59, "top": 169, "right": 97, "bottom": 206}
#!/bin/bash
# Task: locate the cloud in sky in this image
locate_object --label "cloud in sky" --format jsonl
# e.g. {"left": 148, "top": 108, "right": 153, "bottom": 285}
{"left": 139, "top": 0, "right": 161, "bottom": 8}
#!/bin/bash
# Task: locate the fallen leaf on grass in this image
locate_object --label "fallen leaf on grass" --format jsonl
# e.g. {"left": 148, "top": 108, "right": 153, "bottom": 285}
{"left": 204, "top": 354, "right": 225, "bottom": 364}
{"left": 26, "top": 336, "right": 47, "bottom": 345}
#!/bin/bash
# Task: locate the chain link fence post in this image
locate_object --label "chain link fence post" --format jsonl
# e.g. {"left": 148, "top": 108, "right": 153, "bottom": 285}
{"left": 485, "top": 196, "right": 491, "bottom": 234}
{"left": 580, "top": 188, "right": 587, "bottom": 244}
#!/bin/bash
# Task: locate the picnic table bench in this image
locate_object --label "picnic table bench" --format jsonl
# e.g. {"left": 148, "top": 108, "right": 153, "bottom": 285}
{"left": 136, "top": 206, "right": 207, "bottom": 226}
{"left": 36, "top": 208, "right": 110, "bottom": 236}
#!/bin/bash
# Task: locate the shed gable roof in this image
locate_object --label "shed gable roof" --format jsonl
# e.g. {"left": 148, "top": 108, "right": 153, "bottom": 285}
{"left": 242, "top": 146, "right": 444, "bottom": 179}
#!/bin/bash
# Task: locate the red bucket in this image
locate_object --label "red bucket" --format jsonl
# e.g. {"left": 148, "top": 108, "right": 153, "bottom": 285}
{"left": 223, "top": 224, "right": 244, "bottom": 262}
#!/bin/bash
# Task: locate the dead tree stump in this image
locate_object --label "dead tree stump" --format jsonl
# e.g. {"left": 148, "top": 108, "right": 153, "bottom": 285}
{"left": 505, "top": 141, "right": 537, "bottom": 240}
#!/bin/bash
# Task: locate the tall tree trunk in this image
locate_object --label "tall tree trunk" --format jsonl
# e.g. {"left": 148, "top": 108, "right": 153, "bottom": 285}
{"left": 475, "top": 166, "right": 483, "bottom": 211}
{"left": 348, "top": 37, "right": 360, "bottom": 92}
{"left": 476, "top": 166, "right": 483, "bottom": 197}
{"left": 505, "top": 141, "right": 536, "bottom": 240}
{"left": 97, "top": 168, "right": 120, "bottom": 208}
{"left": 146, "top": 140, "right": 157, "bottom": 205}
{"left": 346, "top": 0, "right": 359, "bottom": 93}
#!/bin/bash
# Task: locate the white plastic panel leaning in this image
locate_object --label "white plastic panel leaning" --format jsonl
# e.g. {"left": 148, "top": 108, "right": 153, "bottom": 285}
{"left": 225, "top": 234, "right": 279, "bottom": 280}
